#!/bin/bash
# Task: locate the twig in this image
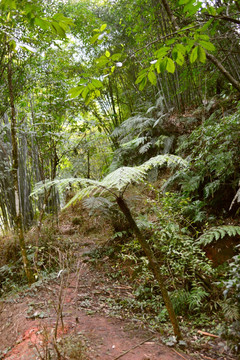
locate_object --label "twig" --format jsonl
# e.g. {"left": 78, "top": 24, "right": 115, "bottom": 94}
{"left": 112, "top": 335, "right": 155, "bottom": 360}
{"left": 124, "top": 23, "right": 203, "bottom": 62}
{"left": 173, "top": 348, "right": 188, "bottom": 360}
{"left": 197, "top": 330, "right": 219, "bottom": 338}
{"left": 200, "top": 355, "right": 216, "bottom": 360}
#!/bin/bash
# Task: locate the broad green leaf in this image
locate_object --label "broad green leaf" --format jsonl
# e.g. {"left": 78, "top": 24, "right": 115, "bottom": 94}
{"left": 85, "top": 94, "right": 92, "bottom": 105}
{"left": 166, "top": 39, "right": 176, "bottom": 45}
{"left": 190, "top": 46, "right": 198, "bottom": 63}
{"left": 198, "top": 46, "right": 206, "bottom": 63}
{"left": 166, "top": 58, "right": 175, "bottom": 73}
{"left": 135, "top": 72, "right": 147, "bottom": 84}
{"left": 97, "top": 56, "right": 109, "bottom": 67}
{"left": 35, "top": 17, "right": 49, "bottom": 31}
{"left": 201, "top": 19, "right": 214, "bottom": 31}
{"left": 199, "top": 40, "right": 216, "bottom": 51}
{"left": 91, "top": 79, "right": 103, "bottom": 88}
{"left": 139, "top": 77, "right": 147, "bottom": 91}
{"left": 197, "top": 34, "right": 209, "bottom": 41}
{"left": 111, "top": 53, "right": 122, "bottom": 61}
{"left": 50, "top": 21, "right": 66, "bottom": 37}
{"left": 82, "top": 87, "right": 89, "bottom": 99}
{"left": 185, "top": 39, "right": 195, "bottom": 53}
{"left": 53, "top": 13, "right": 68, "bottom": 21}
{"left": 79, "top": 78, "right": 88, "bottom": 85}
{"left": 184, "top": 0, "right": 201, "bottom": 15}
{"left": 174, "top": 44, "right": 186, "bottom": 55}
{"left": 68, "top": 86, "right": 84, "bottom": 98}
{"left": 148, "top": 71, "right": 157, "bottom": 86}
{"left": 58, "top": 21, "right": 69, "bottom": 32}
{"left": 155, "top": 47, "right": 170, "bottom": 59}
{"left": 88, "top": 83, "right": 95, "bottom": 91}
{"left": 100, "top": 23, "right": 107, "bottom": 31}
{"left": 2, "top": 0, "right": 16, "bottom": 9}
{"left": 95, "top": 89, "right": 101, "bottom": 97}
{"left": 90, "top": 33, "right": 100, "bottom": 44}
{"left": 105, "top": 50, "right": 111, "bottom": 58}
{"left": 160, "top": 57, "right": 168, "bottom": 73}
{"left": 111, "top": 66, "right": 115, "bottom": 73}
{"left": 175, "top": 51, "right": 185, "bottom": 66}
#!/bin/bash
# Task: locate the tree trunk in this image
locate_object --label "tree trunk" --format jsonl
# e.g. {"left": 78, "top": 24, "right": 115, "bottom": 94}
{"left": 7, "top": 48, "right": 33, "bottom": 284}
{"left": 206, "top": 52, "right": 240, "bottom": 93}
{"left": 116, "top": 196, "right": 182, "bottom": 340}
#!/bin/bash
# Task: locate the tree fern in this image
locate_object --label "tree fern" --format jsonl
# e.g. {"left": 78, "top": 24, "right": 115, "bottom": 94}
{"left": 197, "top": 225, "right": 240, "bottom": 246}
{"left": 31, "top": 153, "right": 187, "bottom": 340}
{"left": 32, "top": 154, "right": 187, "bottom": 204}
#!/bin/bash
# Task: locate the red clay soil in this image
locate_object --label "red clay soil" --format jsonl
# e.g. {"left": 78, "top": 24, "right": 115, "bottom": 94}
{"left": 0, "top": 252, "right": 192, "bottom": 360}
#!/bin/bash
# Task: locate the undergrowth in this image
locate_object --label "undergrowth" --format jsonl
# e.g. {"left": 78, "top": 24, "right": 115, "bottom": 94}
{"left": 86, "top": 183, "right": 240, "bottom": 354}
{"left": 0, "top": 221, "right": 76, "bottom": 297}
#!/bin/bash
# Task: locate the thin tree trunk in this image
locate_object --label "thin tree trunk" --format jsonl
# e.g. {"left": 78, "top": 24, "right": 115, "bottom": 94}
{"left": 116, "top": 196, "right": 182, "bottom": 340}
{"left": 7, "top": 48, "right": 33, "bottom": 284}
{"left": 206, "top": 52, "right": 240, "bottom": 92}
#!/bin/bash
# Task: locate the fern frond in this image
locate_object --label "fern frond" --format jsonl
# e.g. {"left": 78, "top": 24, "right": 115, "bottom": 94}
{"left": 221, "top": 299, "right": 240, "bottom": 321}
{"left": 83, "top": 196, "right": 113, "bottom": 211}
{"left": 138, "top": 154, "right": 188, "bottom": 172}
{"left": 121, "top": 137, "right": 145, "bottom": 149}
{"left": 139, "top": 142, "right": 152, "bottom": 154}
{"left": 31, "top": 177, "right": 99, "bottom": 198}
{"left": 32, "top": 154, "right": 187, "bottom": 209}
{"left": 101, "top": 166, "right": 146, "bottom": 192}
{"left": 63, "top": 184, "right": 101, "bottom": 208}
{"left": 187, "top": 286, "right": 208, "bottom": 311}
{"left": 197, "top": 225, "right": 240, "bottom": 246}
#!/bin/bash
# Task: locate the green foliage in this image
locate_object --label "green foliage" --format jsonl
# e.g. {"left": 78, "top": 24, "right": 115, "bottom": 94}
{"left": 198, "top": 226, "right": 240, "bottom": 246}
{"left": 105, "top": 188, "right": 214, "bottom": 317}
{"left": 171, "top": 285, "right": 209, "bottom": 315}
{"left": 165, "top": 106, "right": 240, "bottom": 218}
{"left": 32, "top": 154, "right": 187, "bottom": 206}
{"left": 68, "top": 78, "right": 103, "bottom": 104}
{"left": 110, "top": 96, "right": 177, "bottom": 168}
{"left": 219, "top": 251, "right": 240, "bottom": 353}
{"left": 82, "top": 196, "right": 129, "bottom": 232}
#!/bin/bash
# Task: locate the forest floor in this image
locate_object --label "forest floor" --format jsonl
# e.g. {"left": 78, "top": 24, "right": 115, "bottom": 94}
{"left": 0, "top": 207, "right": 237, "bottom": 360}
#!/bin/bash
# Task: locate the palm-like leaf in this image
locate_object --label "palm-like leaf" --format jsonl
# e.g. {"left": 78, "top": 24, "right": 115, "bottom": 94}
{"left": 138, "top": 154, "right": 188, "bottom": 172}
{"left": 101, "top": 166, "right": 146, "bottom": 192}
{"left": 31, "top": 154, "right": 188, "bottom": 207}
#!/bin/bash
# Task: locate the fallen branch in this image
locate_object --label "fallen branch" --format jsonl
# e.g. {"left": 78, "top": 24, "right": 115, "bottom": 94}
{"left": 197, "top": 330, "right": 219, "bottom": 338}
{"left": 173, "top": 348, "right": 188, "bottom": 360}
{"left": 112, "top": 335, "right": 155, "bottom": 360}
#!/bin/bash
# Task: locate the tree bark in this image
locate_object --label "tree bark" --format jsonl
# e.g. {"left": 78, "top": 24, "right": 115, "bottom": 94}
{"left": 206, "top": 52, "right": 240, "bottom": 93}
{"left": 7, "top": 48, "right": 33, "bottom": 284}
{"left": 116, "top": 196, "right": 182, "bottom": 340}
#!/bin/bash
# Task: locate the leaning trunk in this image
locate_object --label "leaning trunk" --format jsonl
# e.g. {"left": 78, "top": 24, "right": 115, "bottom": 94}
{"left": 116, "top": 196, "right": 182, "bottom": 340}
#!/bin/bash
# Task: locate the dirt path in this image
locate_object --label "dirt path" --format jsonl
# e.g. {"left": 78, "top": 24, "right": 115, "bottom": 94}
{"left": 0, "top": 236, "right": 192, "bottom": 360}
